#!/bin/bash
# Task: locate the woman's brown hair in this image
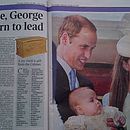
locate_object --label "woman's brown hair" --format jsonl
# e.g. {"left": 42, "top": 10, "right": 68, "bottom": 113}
{"left": 110, "top": 55, "right": 130, "bottom": 111}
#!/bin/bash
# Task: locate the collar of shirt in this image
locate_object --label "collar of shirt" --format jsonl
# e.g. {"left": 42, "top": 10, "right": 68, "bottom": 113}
{"left": 57, "top": 55, "right": 71, "bottom": 77}
{"left": 57, "top": 56, "right": 79, "bottom": 89}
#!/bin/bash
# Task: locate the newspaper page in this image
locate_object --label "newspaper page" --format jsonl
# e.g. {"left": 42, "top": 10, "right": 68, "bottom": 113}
{"left": 48, "top": 0, "right": 130, "bottom": 130}
{"left": 0, "top": 0, "right": 48, "bottom": 130}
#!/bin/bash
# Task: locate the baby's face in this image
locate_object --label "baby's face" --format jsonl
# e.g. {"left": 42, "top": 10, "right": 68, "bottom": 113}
{"left": 77, "top": 89, "right": 103, "bottom": 116}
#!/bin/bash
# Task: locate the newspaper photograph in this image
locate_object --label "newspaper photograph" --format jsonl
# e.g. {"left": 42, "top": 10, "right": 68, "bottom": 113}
{"left": 0, "top": 0, "right": 130, "bottom": 130}
{"left": 48, "top": 1, "right": 130, "bottom": 130}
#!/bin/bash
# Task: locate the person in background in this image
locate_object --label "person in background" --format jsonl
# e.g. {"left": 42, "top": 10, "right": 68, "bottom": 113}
{"left": 55, "top": 15, "right": 97, "bottom": 122}
{"left": 102, "top": 35, "right": 130, "bottom": 130}
{"left": 64, "top": 87, "right": 126, "bottom": 130}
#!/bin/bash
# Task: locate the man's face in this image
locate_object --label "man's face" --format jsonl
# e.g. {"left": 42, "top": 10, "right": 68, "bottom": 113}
{"left": 78, "top": 89, "right": 102, "bottom": 116}
{"left": 63, "top": 28, "right": 97, "bottom": 70}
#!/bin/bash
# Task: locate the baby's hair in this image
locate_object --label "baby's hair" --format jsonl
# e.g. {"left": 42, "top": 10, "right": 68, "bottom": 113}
{"left": 69, "top": 87, "right": 93, "bottom": 114}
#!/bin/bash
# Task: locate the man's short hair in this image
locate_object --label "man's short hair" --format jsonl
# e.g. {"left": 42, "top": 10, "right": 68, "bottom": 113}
{"left": 58, "top": 15, "right": 97, "bottom": 43}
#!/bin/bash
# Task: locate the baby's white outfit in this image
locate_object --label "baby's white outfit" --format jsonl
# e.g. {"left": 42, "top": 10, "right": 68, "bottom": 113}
{"left": 64, "top": 106, "right": 124, "bottom": 130}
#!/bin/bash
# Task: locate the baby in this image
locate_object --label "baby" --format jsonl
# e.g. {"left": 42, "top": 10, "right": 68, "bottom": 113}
{"left": 64, "top": 87, "right": 126, "bottom": 130}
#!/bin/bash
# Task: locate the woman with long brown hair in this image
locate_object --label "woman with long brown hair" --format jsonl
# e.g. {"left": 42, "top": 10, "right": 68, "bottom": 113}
{"left": 103, "top": 35, "right": 130, "bottom": 130}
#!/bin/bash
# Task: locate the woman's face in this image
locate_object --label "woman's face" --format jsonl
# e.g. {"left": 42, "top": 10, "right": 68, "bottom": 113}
{"left": 127, "top": 59, "right": 130, "bottom": 72}
{"left": 123, "top": 58, "right": 130, "bottom": 72}
{"left": 125, "top": 59, "right": 130, "bottom": 91}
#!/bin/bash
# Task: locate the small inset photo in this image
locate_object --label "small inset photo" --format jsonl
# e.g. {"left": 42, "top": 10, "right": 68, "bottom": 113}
{"left": 16, "top": 36, "right": 47, "bottom": 58}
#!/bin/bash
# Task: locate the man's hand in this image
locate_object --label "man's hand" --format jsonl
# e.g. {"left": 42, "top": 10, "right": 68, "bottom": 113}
{"left": 106, "top": 118, "right": 117, "bottom": 128}
{"left": 106, "top": 118, "right": 118, "bottom": 130}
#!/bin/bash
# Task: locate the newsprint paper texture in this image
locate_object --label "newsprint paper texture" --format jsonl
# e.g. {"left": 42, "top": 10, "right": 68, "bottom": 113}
{"left": 0, "top": 0, "right": 48, "bottom": 130}
{"left": 0, "top": 0, "right": 130, "bottom": 130}
{"left": 48, "top": 0, "right": 130, "bottom": 130}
